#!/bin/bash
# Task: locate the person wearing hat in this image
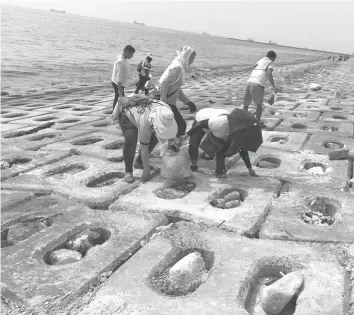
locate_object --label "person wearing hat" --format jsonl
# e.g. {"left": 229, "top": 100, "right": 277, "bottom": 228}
{"left": 135, "top": 53, "right": 153, "bottom": 95}
{"left": 118, "top": 96, "right": 178, "bottom": 183}
{"left": 187, "top": 108, "right": 257, "bottom": 178}
{"left": 157, "top": 46, "right": 198, "bottom": 138}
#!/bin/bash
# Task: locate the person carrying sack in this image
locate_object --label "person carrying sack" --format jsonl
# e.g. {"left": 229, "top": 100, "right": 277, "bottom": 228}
{"left": 134, "top": 53, "right": 153, "bottom": 95}
{"left": 116, "top": 95, "right": 178, "bottom": 183}
{"left": 155, "top": 46, "right": 197, "bottom": 138}
{"left": 187, "top": 108, "right": 262, "bottom": 179}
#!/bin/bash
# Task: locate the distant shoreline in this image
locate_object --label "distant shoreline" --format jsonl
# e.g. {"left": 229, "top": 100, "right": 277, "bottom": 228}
{"left": 226, "top": 37, "right": 343, "bottom": 56}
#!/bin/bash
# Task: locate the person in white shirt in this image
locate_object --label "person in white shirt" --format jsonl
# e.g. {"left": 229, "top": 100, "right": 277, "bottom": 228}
{"left": 243, "top": 51, "right": 279, "bottom": 126}
{"left": 111, "top": 45, "right": 135, "bottom": 109}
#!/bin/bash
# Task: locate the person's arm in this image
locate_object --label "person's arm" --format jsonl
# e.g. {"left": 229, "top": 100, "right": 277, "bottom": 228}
{"left": 179, "top": 89, "right": 197, "bottom": 113}
{"left": 116, "top": 60, "right": 124, "bottom": 95}
{"left": 239, "top": 150, "right": 257, "bottom": 176}
{"left": 159, "top": 67, "right": 181, "bottom": 103}
{"left": 267, "top": 67, "right": 278, "bottom": 93}
{"left": 140, "top": 144, "right": 150, "bottom": 182}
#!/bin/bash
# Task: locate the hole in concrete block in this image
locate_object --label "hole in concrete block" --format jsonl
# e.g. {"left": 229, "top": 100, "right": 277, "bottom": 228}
{"left": 30, "top": 133, "right": 57, "bottom": 141}
{"left": 302, "top": 162, "right": 327, "bottom": 174}
{"left": 103, "top": 141, "right": 124, "bottom": 150}
{"left": 34, "top": 116, "right": 57, "bottom": 121}
{"left": 256, "top": 156, "right": 281, "bottom": 169}
{"left": 1, "top": 215, "right": 61, "bottom": 248}
{"left": 330, "top": 107, "right": 343, "bottom": 111}
{"left": 1, "top": 111, "right": 10, "bottom": 115}
{"left": 331, "top": 115, "right": 347, "bottom": 120}
{"left": 92, "top": 122, "right": 110, "bottom": 127}
{"left": 108, "top": 156, "right": 124, "bottom": 163}
{"left": 71, "top": 137, "right": 103, "bottom": 145}
{"left": 302, "top": 196, "right": 340, "bottom": 226}
{"left": 269, "top": 136, "right": 289, "bottom": 144}
{"left": 241, "top": 263, "right": 299, "bottom": 315}
{"left": 103, "top": 109, "right": 113, "bottom": 114}
{"left": 72, "top": 107, "right": 91, "bottom": 111}
{"left": 293, "top": 113, "right": 307, "bottom": 118}
{"left": 57, "top": 119, "right": 80, "bottom": 124}
{"left": 43, "top": 227, "right": 111, "bottom": 265}
{"left": 3, "top": 113, "right": 26, "bottom": 118}
{"left": 237, "top": 255, "right": 304, "bottom": 315}
{"left": 86, "top": 172, "right": 125, "bottom": 187}
{"left": 208, "top": 186, "right": 248, "bottom": 209}
{"left": 291, "top": 123, "right": 307, "bottom": 129}
{"left": 4, "top": 157, "right": 32, "bottom": 168}
{"left": 323, "top": 141, "right": 344, "bottom": 149}
{"left": 305, "top": 105, "right": 319, "bottom": 109}
{"left": 147, "top": 248, "right": 214, "bottom": 296}
{"left": 156, "top": 182, "right": 196, "bottom": 199}
{"left": 320, "top": 126, "right": 339, "bottom": 132}
{"left": 45, "top": 163, "right": 87, "bottom": 178}
{"left": 56, "top": 105, "right": 73, "bottom": 109}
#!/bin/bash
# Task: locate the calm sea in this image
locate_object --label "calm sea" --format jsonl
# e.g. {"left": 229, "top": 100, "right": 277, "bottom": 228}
{"left": 1, "top": 5, "right": 328, "bottom": 98}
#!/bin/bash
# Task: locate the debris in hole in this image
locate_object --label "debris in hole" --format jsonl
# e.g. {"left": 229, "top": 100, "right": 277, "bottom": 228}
{"left": 66, "top": 230, "right": 101, "bottom": 254}
{"left": 261, "top": 272, "right": 303, "bottom": 314}
{"left": 151, "top": 252, "right": 208, "bottom": 296}
{"left": 1, "top": 161, "right": 10, "bottom": 170}
{"left": 156, "top": 183, "right": 195, "bottom": 199}
{"left": 324, "top": 142, "right": 343, "bottom": 149}
{"left": 210, "top": 189, "right": 242, "bottom": 209}
{"left": 223, "top": 191, "right": 241, "bottom": 203}
{"left": 47, "top": 249, "right": 82, "bottom": 265}
{"left": 302, "top": 210, "right": 335, "bottom": 226}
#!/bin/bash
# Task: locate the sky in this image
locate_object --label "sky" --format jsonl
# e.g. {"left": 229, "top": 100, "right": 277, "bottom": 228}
{"left": 1, "top": 0, "right": 353, "bottom": 53}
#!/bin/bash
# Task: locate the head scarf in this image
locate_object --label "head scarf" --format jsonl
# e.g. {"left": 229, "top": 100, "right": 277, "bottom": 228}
{"left": 158, "top": 46, "right": 195, "bottom": 86}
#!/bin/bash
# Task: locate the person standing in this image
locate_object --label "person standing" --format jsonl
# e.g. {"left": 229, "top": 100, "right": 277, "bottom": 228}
{"left": 111, "top": 45, "right": 136, "bottom": 110}
{"left": 135, "top": 53, "right": 153, "bottom": 95}
{"left": 158, "top": 46, "right": 197, "bottom": 138}
{"left": 243, "top": 51, "right": 279, "bottom": 126}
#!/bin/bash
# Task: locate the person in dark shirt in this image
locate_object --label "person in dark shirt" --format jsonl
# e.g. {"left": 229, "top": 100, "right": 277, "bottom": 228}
{"left": 135, "top": 53, "right": 153, "bottom": 95}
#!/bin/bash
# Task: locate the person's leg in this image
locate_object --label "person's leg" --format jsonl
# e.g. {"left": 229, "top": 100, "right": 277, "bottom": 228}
{"left": 169, "top": 104, "right": 186, "bottom": 137}
{"left": 243, "top": 83, "right": 252, "bottom": 112}
{"left": 119, "top": 115, "right": 138, "bottom": 182}
{"left": 134, "top": 133, "right": 159, "bottom": 167}
{"left": 188, "top": 124, "right": 205, "bottom": 171}
{"left": 249, "top": 83, "right": 265, "bottom": 125}
{"left": 112, "top": 82, "right": 119, "bottom": 110}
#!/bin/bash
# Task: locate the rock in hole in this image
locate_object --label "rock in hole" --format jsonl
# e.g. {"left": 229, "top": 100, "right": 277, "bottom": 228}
{"left": 47, "top": 249, "right": 82, "bottom": 265}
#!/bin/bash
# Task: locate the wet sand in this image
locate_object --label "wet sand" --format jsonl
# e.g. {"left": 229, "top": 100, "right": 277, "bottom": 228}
{"left": 1, "top": 58, "right": 354, "bottom": 314}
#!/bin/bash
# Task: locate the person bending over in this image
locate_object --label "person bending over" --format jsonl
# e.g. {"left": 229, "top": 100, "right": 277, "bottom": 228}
{"left": 187, "top": 108, "right": 257, "bottom": 178}
{"left": 118, "top": 96, "right": 177, "bottom": 183}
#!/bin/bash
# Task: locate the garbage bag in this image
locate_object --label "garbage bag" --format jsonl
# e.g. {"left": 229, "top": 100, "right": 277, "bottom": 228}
{"left": 160, "top": 144, "right": 193, "bottom": 180}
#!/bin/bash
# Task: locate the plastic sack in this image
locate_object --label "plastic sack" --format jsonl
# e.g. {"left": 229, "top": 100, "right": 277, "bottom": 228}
{"left": 160, "top": 144, "right": 193, "bottom": 180}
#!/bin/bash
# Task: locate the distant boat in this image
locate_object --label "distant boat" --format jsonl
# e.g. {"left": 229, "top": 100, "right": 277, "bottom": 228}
{"left": 50, "top": 9, "right": 66, "bottom": 13}
{"left": 133, "top": 20, "right": 145, "bottom": 25}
